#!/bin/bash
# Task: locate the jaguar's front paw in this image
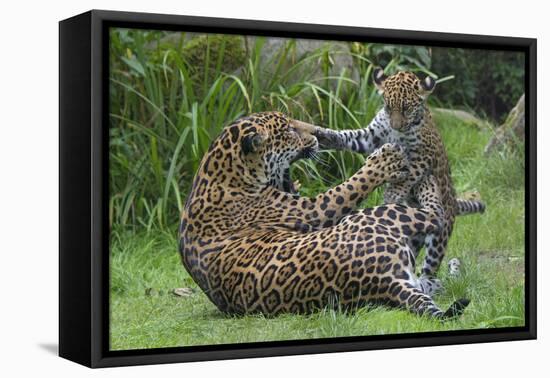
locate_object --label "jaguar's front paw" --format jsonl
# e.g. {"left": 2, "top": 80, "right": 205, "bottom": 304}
{"left": 369, "top": 143, "right": 409, "bottom": 183}
{"left": 383, "top": 189, "right": 404, "bottom": 205}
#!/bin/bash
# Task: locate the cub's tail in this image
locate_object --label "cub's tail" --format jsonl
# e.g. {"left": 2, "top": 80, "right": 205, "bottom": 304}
{"left": 456, "top": 199, "right": 486, "bottom": 215}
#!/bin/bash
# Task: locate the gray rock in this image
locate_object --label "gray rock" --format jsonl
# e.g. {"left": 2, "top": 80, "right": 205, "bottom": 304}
{"left": 432, "top": 108, "right": 491, "bottom": 130}
{"left": 485, "top": 94, "right": 525, "bottom": 154}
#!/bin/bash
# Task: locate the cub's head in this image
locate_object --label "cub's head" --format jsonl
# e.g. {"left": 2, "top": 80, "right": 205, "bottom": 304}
{"left": 373, "top": 69, "right": 436, "bottom": 131}
{"left": 214, "top": 112, "right": 318, "bottom": 191}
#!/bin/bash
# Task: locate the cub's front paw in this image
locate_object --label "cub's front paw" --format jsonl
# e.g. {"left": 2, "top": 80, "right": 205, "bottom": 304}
{"left": 313, "top": 127, "right": 339, "bottom": 150}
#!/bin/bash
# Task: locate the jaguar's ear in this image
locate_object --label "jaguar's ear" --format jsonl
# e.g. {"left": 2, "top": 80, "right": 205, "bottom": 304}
{"left": 419, "top": 75, "right": 436, "bottom": 99}
{"left": 241, "top": 132, "right": 266, "bottom": 155}
{"left": 373, "top": 67, "right": 388, "bottom": 93}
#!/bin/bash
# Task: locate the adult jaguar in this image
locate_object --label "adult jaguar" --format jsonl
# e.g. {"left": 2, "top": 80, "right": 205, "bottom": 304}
{"left": 314, "top": 69, "right": 485, "bottom": 290}
{"left": 179, "top": 111, "right": 469, "bottom": 318}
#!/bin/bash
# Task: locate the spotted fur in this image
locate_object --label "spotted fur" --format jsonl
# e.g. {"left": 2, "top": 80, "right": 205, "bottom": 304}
{"left": 314, "top": 70, "right": 485, "bottom": 286}
{"left": 179, "top": 111, "right": 469, "bottom": 318}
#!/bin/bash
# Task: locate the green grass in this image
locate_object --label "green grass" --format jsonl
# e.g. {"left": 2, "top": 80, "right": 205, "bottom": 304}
{"left": 110, "top": 113, "right": 525, "bottom": 351}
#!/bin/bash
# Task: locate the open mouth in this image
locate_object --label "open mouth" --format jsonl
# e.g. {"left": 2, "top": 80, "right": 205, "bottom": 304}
{"left": 301, "top": 146, "right": 318, "bottom": 159}
{"left": 291, "top": 145, "right": 318, "bottom": 163}
{"left": 283, "top": 146, "right": 318, "bottom": 193}
{"left": 282, "top": 169, "right": 294, "bottom": 193}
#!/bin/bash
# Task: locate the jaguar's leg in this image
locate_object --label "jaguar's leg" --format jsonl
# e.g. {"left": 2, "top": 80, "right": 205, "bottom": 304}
{"left": 413, "top": 175, "right": 445, "bottom": 220}
{"left": 417, "top": 276, "right": 443, "bottom": 296}
{"left": 408, "top": 234, "right": 440, "bottom": 296}
{"left": 393, "top": 281, "right": 468, "bottom": 319}
{"left": 394, "top": 174, "right": 444, "bottom": 259}
{"left": 384, "top": 179, "right": 415, "bottom": 205}
{"left": 292, "top": 143, "right": 408, "bottom": 228}
{"left": 416, "top": 257, "right": 461, "bottom": 296}
{"left": 409, "top": 175, "right": 448, "bottom": 289}
{"left": 383, "top": 233, "right": 466, "bottom": 319}
{"left": 420, "top": 221, "right": 453, "bottom": 278}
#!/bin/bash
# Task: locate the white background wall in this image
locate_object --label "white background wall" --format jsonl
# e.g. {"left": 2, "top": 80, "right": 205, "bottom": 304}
{"left": 0, "top": 0, "right": 546, "bottom": 376}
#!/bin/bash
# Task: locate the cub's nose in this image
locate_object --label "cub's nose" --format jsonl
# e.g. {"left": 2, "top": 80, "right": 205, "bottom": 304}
{"left": 390, "top": 112, "right": 405, "bottom": 130}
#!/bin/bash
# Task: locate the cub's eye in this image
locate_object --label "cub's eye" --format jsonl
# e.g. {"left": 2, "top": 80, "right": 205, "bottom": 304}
{"left": 288, "top": 126, "right": 298, "bottom": 134}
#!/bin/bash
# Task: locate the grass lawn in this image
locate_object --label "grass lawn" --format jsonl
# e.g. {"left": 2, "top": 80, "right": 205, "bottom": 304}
{"left": 110, "top": 113, "right": 525, "bottom": 351}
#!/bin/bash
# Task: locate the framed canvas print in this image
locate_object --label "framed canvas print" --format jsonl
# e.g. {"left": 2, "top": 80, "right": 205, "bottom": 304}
{"left": 59, "top": 10, "right": 536, "bottom": 368}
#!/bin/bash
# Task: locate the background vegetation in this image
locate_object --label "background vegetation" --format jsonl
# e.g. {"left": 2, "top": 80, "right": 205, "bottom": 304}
{"left": 109, "top": 29, "right": 525, "bottom": 350}
{"left": 359, "top": 43, "right": 525, "bottom": 122}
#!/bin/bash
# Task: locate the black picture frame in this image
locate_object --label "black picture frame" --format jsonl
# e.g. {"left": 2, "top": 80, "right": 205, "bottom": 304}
{"left": 59, "top": 9, "right": 537, "bottom": 368}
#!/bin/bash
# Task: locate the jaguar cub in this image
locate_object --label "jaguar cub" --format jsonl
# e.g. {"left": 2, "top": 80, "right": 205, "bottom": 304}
{"left": 315, "top": 70, "right": 485, "bottom": 291}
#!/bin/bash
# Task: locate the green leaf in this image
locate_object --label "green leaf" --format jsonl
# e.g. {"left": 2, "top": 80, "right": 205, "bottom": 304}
{"left": 121, "top": 56, "right": 145, "bottom": 76}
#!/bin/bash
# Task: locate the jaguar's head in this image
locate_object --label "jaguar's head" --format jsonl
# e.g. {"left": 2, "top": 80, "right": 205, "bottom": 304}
{"left": 220, "top": 112, "right": 319, "bottom": 191}
{"left": 373, "top": 69, "right": 436, "bottom": 132}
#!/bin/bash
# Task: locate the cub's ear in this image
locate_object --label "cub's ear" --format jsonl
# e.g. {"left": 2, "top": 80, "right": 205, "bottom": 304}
{"left": 373, "top": 67, "right": 388, "bottom": 93}
{"left": 241, "top": 133, "right": 266, "bottom": 155}
{"left": 419, "top": 75, "right": 436, "bottom": 98}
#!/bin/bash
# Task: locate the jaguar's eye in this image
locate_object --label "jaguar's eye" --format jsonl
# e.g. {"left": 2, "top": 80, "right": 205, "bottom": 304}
{"left": 288, "top": 126, "right": 298, "bottom": 134}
